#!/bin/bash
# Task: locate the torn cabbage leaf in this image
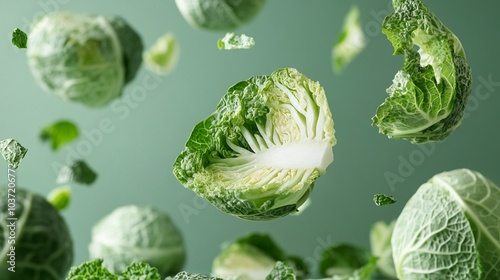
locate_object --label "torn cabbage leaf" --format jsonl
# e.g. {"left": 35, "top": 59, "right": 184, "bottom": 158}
{"left": 332, "top": 6, "right": 366, "bottom": 73}
{"left": 218, "top": 33, "right": 255, "bottom": 50}
{"left": 40, "top": 120, "right": 79, "bottom": 151}
{"left": 143, "top": 33, "right": 179, "bottom": 75}
{"left": 12, "top": 28, "right": 27, "bottom": 48}
{"left": 173, "top": 67, "right": 335, "bottom": 221}
{"left": 372, "top": 0, "right": 472, "bottom": 144}
{"left": 0, "top": 138, "right": 28, "bottom": 169}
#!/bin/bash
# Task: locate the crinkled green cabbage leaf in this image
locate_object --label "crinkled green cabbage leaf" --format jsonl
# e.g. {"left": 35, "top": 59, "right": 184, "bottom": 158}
{"left": 173, "top": 68, "right": 336, "bottom": 221}
{"left": 12, "top": 28, "right": 27, "bottom": 48}
{"left": 0, "top": 138, "right": 28, "bottom": 169}
{"left": 372, "top": 0, "right": 472, "bottom": 143}
{"left": 218, "top": 32, "right": 255, "bottom": 50}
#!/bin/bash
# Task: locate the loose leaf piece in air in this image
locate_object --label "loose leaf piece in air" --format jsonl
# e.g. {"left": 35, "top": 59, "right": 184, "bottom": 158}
{"left": 332, "top": 6, "right": 366, "bottom": 73}
{"left": 12, "top": 28, "right": 28, "bottom": 48}
{"left": 143, "top": 33, "right": 179, "bottom": 75}
{"left": 47, "top": 185, "right": 71, "bottom": 211}
{"left": 40, "top": 120, "right": 79, "bottom": 151}
{"left": 373, "top": 194, "right": 397, "bottom": 206}
{"left": 0, "top": 138, "right": 28, "bottom": 169}
{"left": 57, "top": 160, "right": 97, "bottom": 185}
{"left": 218, "top": 33, "right": 255, "bottom": 50}
{"left": 372, "top": 0, "right": 472, "bottom": 143}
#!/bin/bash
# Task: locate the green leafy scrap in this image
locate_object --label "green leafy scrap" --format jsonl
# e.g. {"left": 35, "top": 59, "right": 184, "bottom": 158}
{"left": 0, "top": 138, "right": 28, "bottom": 169}
{"left": 373, "top": 194, "right": 396, "bottom": 206}
{"left": 143, "top": 33, "right": 179, "bottom": 75}
{"left": 47, "top": 185, "right": 72, "bottom": 211}
{"left": 217, "top": 33, "right": 255, "bottom": 50}
{"left": 332, "top": 6, "right": 366, "bottom": 73}
{"left": 12, "top": 28, "right": 27, "bottom": 48}
{"left": 57, "top": 160, "right": 97, "bottom": 185}
{"left": 40, "top": 120, "right": 79, "bottom": 151}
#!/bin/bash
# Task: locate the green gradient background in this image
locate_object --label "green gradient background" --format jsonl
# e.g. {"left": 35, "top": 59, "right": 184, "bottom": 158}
{"left": 1, "top": 0, "right": 499, "bottom": 277}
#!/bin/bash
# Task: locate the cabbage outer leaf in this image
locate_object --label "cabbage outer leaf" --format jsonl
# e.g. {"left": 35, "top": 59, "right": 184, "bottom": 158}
{"left": 392, "top": 169, "right": 500, "bottom": 279}
{"left": 372, "top": 0, "right": 472, "bottom": 143}
{"left": 173, "top": 68, "right": 335, "bottom": 221}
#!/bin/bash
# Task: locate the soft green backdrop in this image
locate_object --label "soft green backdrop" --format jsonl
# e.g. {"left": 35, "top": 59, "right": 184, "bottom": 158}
{"left": 1, "top": 0, "right": 499, "bottom": 277}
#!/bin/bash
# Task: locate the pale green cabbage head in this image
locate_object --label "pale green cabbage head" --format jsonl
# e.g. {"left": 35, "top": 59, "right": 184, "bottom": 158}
{"left": 0, "top": 186, "right": 73, "bottom": 280}
{"left": 89, "top": 205, "right": 186, "bottom": 278}
{"left": 175, "top": 0, "right": 266, "bottom": 30}
{"left": 392, "top": 169, "right": 500, "bottom": 279}
{"left": 27, "top": 12, "right": 143, "bottom": 107}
